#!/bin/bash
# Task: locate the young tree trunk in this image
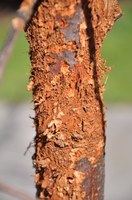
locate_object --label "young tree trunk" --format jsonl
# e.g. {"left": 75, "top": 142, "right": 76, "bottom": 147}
{"left": 26, "top": 0, "right": 121, "bottom": 199}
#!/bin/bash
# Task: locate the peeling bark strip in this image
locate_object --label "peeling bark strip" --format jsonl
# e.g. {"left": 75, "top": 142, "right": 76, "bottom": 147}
{"left": 26, "top": 0, "right": 121, "bottom": 199}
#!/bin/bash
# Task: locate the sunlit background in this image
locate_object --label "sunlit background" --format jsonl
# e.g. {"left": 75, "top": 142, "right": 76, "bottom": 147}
{"left": 0, "top": 0, "right": 132, "bottom": 199}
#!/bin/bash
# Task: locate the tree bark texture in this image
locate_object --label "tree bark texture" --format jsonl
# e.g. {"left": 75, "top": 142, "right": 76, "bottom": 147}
{"left": 26, "top": 0, "right": 121, "bottom": 199}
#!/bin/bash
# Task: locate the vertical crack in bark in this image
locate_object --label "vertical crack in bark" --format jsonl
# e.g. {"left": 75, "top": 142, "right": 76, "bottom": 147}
{"left": 82, "top": 0, "right": 105, "bottom": 134}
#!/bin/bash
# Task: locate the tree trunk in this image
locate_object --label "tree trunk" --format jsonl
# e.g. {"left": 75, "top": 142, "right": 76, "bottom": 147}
{"left": 26, "top": 0, "right": 121, "bottom": 199}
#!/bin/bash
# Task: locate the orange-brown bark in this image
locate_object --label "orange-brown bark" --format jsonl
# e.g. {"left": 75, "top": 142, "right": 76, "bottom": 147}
{"left": 26, "top": 0, "right": 121, "bottom": 199}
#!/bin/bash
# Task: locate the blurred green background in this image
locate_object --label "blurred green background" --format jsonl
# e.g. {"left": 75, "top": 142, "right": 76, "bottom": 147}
{"left": 102, "top": 1, "right": 132, "bottom": 103}
{"left": 0, "top": 1, "right": 132, "bottom": 103}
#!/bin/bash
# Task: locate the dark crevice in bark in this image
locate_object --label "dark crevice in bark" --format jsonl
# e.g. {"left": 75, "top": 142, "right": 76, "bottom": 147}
{"left": 81, "top": 0, "right": 105, "bottom": 134}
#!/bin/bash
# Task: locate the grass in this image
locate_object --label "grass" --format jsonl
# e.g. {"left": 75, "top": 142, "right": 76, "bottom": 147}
{"left": 0, "top": 2, "right": 132, "bottom": 103}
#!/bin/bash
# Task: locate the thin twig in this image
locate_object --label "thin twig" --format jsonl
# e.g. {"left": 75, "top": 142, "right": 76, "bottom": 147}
{"left": 0, "top": 182, "right": 39, "bottom": 200}
{"left": 0, "top": 0, "right": 38, "bottom": 80}
{"left": 0, "top": 26, "right": 18, "bottom": 80}
{"left": 24, "top": 141, "right": 34, "bottom": 156}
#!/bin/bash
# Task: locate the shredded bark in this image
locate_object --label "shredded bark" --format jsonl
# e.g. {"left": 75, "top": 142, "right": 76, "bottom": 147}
{"left": 26, "top": 0, "right": 121, "bottom": 199}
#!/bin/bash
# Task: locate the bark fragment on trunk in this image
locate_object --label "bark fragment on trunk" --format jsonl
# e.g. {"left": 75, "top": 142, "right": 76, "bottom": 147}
{"left": 26, "top": 0, "right": 121, "bottom": 199}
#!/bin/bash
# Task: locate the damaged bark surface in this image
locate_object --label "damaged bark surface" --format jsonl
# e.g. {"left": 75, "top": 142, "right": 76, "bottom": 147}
{"left": 26, "top": 0, "right": 121, "bottom": 199}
